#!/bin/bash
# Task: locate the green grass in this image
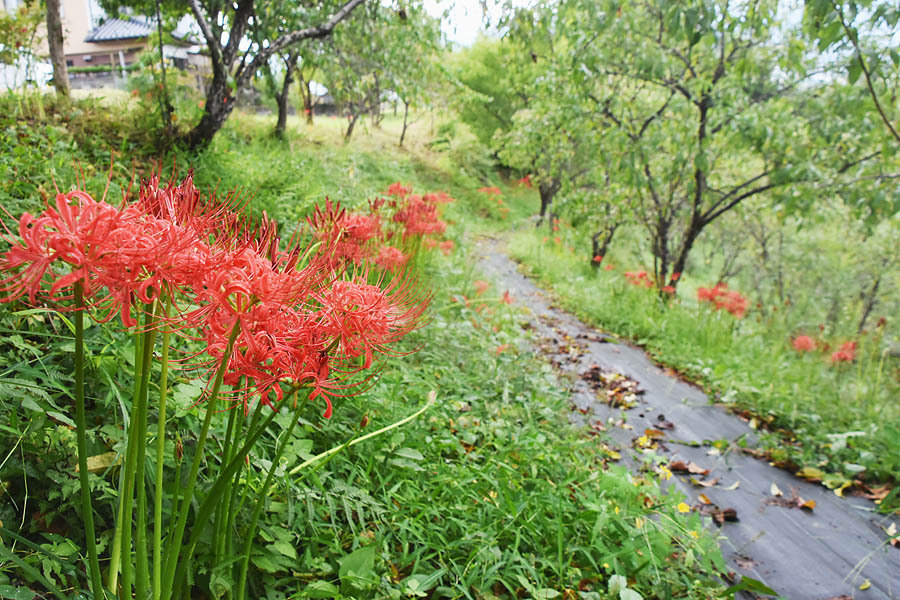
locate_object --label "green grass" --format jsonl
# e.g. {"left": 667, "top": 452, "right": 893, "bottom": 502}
{"left": 0, "top": 93, "right": 730, "bottom": 598}
{"left": 503, "top": 227, "right": 900, "bottom": 507}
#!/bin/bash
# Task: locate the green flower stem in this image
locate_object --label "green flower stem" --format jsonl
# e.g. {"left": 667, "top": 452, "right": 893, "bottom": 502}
{"left": 160, "top": 318, "right": 242, "bottom": 600}
{"left": 134, "top": 302, "right": 160, "bottom": 600}
{"left": 73, "top": 282, "right": 104, "bottom": 599}
{"left": 171, "top": 394, "right": 290, "bottom": 599}
{"left": 153, "top": 294, "right": 172, "bottom": 600}
{"left": 213, "top": 404, "right": 239, "bottom": 570}
{"left": 111, "top": 326, "right": 144, "bottom": 595}
{"left": 235, "top": 394, "right": 304, "bottom": 600}
{"left": 121, "top": 304, "right": 157, "bottom": 598}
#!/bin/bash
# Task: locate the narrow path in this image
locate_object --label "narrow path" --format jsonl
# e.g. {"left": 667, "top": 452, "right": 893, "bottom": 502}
{"left": 475, "top": 237, "right": 900, "bottom": 600}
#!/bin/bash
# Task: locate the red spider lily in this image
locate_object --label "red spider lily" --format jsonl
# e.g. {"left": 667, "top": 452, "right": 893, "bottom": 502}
{"left": 373, "top": 246, "right": 408, "bottom": 272}
{"left": 423, "top": 238, "right": 438, "bottom": 249}
{"left": 1, "top": 175, "right": 431, "bottom": 420}
{"left": 604, "top": 264, "right": 614, "bottom": 271}
{"left": 697, "top": 283, "right": 748, "bottom": 318}
{"left": 392, "top": 194, "right": 447, "bottom": 239}
{"left": 661, "top": 285, "right": 676, "bottom": 295}
{"left": 791, "top": 335, "right": 816, "bottom": 352}
{"left": 501, "top": 290, "right": 513, "bottom": 305}
{"left": 473, "top": 280, "right": 490, "bottom": 296}
{"left": 624, "top": 270, "right": 653, "bottom": 289}
{"left": 495, "top": 344, "right": 510, "bottom": 355}
{"left": 386, "top": 182, "right": 411, "bottom": 197}
{"left": 439, "top": 240, "right": 455, "bottom": 256}
{"left": 477, "top": 186, "right": 501, "bottom": 195}
{"left": 592, "top": 255, "right": 603, "bottom": 263}
{"left": 315, "top": 275, "right": 429, "bottom": 371}
{"left": 671, "top": 272, "right": 682, "bottom": 281}
{"left": 516, "top": 174, "right": 532, "bottom": 188}
{"left": 829, "top": 340, "right": 857, "bottom": 364}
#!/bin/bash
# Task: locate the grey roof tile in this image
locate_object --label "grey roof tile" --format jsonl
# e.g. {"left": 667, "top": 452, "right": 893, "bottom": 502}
{"left": 84, "top": 17, "right": 153, "bottom": 43}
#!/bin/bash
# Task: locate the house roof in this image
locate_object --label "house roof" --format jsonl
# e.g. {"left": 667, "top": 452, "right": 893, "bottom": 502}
{"left": 84, "top": 17, "right": 153, "bottom": 43}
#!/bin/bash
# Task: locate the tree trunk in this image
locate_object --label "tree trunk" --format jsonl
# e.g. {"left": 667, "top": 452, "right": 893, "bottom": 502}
{"left": 274, "top": 54, "right": 297, "bottom": 139}
{"left": 590, "top": 225, "right": 618, "bottom": 268}
{"left": 344, "top": 113, "right": 359, "bottom": 143}
{"left": 155, "top": 0, "right": 174, "bottom": 135}
{"left": 536, "top": 179, "right": 560, "bottom": 226}
{"left": 185, "top": 69, "right": 236, "bottom": 150}
{"left": 45, "top": 0, "right": 69, "bottom": 97}
{"left": 398, "top": 100, "right": 410, "bottom": 147}
{"left": 857, "top": 273, "right": 881, "bottom": 334}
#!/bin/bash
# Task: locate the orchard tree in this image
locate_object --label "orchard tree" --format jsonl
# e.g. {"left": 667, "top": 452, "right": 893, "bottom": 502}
{"left": 101, "top": 0, "right": 367, "bottom": 148}
{"left": 321, "top": 1, "right": 442, "bottom": 143}
{"left": 508, "top": 0, "right": 886, "bottom": 290}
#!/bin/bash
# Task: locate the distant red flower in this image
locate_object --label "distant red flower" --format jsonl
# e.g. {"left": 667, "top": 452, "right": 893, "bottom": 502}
{"left": 671, "top": 272, "right": 681, "bottom": 281}
{"left": 592, "top": 255, "right": 604, "bottom": 263}
{"left": 792, "top": 335, "right": 816, "bottom": 352}
{"left": 624, "top": 270, "right": 653, "bottom": 288}
{"left": 473, "top": 280, "right": 490, "bottom": 296}
{"left": 477, "top": 186, "right": 501, "bottom": 195}
{"left": 495, "top": 344, "right": 510, "bottom": 355}
{"left": 386, "top": 182, "right": 411, "bottom": 197}
{"left": 697, "top": 283, "right": 748, "bottom": 318}
{"left": 553, "top": 237, "right": 561, "bottom": 244}
{"left": 516, "top": 174, "right": 532, "bottom": 188}
{"left": 501, "top": 290, "right": 513, "bottom": 305}
{"left": 439, "top": 240, "right": 455, "bottom": 256}
{"left": 604, "top": 264, "right": 614, "bottom": 271}
{"left": 373, "top": 246, "right": 407, "bottom": 271}
{"left": 661, "top": 285, "right": 676, "bottom": 295}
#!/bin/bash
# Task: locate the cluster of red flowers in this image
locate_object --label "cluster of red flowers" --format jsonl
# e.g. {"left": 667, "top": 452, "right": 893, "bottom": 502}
{"left": 791, "top": 335, "right": 859, "bottom": 365}
{"left": 516, "top": 174, "right": 532, "bottom": 188}
{"left": 477, "top": 186, "right": 501, "bottom": 196}
{"left": 624, "top": 270, "right": 654, "bottom": 288}
{"left": 697, "top": 283, "right": 748, "bottom": 318}
{"left": 0, "top": 173, "right": 433, "bottom": 417}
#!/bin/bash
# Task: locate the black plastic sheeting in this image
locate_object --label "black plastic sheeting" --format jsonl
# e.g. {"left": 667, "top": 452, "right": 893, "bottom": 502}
{"left": 475, "top": 238, "right": 900, "bottom": 600}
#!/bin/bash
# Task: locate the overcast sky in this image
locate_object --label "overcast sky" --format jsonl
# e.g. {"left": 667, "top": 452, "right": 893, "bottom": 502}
{"left": 423, "top": 0, "right": 513, "bottom": 46}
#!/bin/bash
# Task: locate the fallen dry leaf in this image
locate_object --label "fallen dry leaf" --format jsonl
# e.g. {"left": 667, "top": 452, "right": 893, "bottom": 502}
{"left": 698, "top": 493, "right": 712, "bottom": 505}
{"left": 724, "top": 480, "right": 741, "bottom": 491}
{"left": 690, "top": 477, "right": 720, "bottom": 488}
{"left": 74, "top": 452, "right": 119, "bottom": 474}
{"left": 770, "top": 483, "right": 783, "bottom": 497}
{"left": 859, "top": 580, "right": 871, "bottom": 591}
{"left": 669, "top": 461, "right": 709, "bottom": 476}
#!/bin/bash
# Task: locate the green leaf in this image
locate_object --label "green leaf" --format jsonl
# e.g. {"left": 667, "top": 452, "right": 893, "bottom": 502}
{"left": 305, "top": 580, "right": 341, "bottom": 598}
{"left": 394, "top": 447, "right": 424, "bottom": 460}
{"left": 620, "top": 589, "right": 643, "bottom": 600}
{"left": 0, "top": 585, "right": 36, "bottom": 600}
{"left": 848, "top": 59, "right": 862, "bottom": 85}
{"left": 723, "top": 575, "right": 777, "bottom": 597}
{"left": 338, "top": 545, "right": 377, "bottom": 592}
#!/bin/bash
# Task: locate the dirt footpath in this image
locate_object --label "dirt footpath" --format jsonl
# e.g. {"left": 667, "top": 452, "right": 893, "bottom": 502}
{"left": 475, "top": 237, "right": 899, "bottom": 600}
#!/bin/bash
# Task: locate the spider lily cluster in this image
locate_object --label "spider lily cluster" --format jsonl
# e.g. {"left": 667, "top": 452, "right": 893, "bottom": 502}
{"left": 0, "top": 174, "right": 448, "bottom": 599}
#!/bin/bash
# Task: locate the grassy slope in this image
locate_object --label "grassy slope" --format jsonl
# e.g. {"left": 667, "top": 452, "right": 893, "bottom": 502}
{"left": 0, "top": 98, "right": 729, "bottom": 598}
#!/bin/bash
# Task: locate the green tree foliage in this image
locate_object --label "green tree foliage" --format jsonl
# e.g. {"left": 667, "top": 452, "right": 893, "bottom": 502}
{"left": 499, "top": 0, "right": 898, "bottom": 289}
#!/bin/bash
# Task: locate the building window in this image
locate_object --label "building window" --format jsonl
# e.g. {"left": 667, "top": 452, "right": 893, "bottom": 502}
{"left": 84, "top": 55, "right": 93, "bottom": 62}
{"left": 66, "top": 60, "right": 74, "bottom": 67}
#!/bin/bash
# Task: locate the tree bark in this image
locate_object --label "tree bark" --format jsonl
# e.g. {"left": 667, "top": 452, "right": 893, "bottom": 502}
{"left": 398, "top": 100, "right": 410, "bottom": 147}
{"left": 344, "top": 113, "right": 359, "bottom": 143}
{"left": 184, "top": 0, "right": 365, "bottom": 150}
{"left": 536, "top": 178, "right": 560, "bottom": 225}
{"left": 45, "top": 0, "right": 69, "bottom": 97}
{"left": 275, "top": 54, "right": 297, "bottom": 138}
{"left": 590, "top": 225, "right": 618, "bottom": 268}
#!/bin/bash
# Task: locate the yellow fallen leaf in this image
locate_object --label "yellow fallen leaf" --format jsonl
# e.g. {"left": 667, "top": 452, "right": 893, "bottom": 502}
{"left": 885, "top": 523, "right": 897, "bottom": 537}
{"left": 698, "top": 493, "right": 712, "bottom": 505}
{"left": 859, "top": 579, "right": 871, "bottom": 591}
{"left": 834, "top": 481, "right": 852, "bottom": 497}
{"left": 74, "top": 452, "right": 119, "bottom": 474}
{"left": 724, "top": 480, "right": 740, "bottom": 490}
{"left": 799, "top": 499, "right": 816, "bottom": 511}
{"left": 770, "top": 483, "right": 783, "bottom": 497}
